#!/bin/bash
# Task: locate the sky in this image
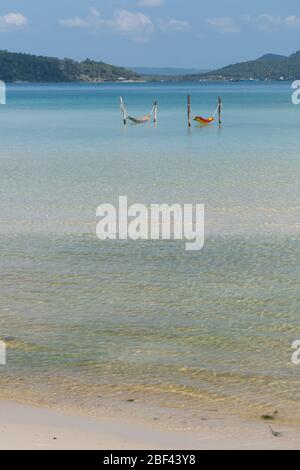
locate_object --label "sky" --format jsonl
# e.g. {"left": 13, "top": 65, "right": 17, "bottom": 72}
{"left": 0, "top": 0, "right": 300, "bottom": 69}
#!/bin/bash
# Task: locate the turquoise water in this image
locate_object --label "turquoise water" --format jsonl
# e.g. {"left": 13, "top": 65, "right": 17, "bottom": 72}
{"left": 0, "top": 82, "right": 299, "bottom": 421}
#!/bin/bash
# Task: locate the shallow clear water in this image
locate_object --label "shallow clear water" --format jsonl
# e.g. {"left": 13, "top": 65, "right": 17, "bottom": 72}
{"left": 0, "top": 82, "right": 299, "bottom": 421}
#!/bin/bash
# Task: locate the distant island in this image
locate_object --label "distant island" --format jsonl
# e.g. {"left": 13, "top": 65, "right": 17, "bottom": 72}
{"left": 0, "top": 50, "right": 140, "bottom": 83}
{"left": 1, "top": 49, "right": 300, "bottom": 83}
{"left": 185, "top": 51, "right": 300, "bottom": 81}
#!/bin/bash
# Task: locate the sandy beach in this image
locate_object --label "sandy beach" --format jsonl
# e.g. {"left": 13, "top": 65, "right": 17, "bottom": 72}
{"left": 0, "top": 400, "right": 299, "bottom": 450}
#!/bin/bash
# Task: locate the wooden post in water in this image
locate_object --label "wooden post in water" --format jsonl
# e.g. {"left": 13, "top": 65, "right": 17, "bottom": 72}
{"left": 120, "top": 97, "right": 127, "bottom": 125}
{"left": 153, "top": 101, "right": 158, "bottom": 123}
{"left": 218, "top": 96, "right": 222, "bottom": 125}
{"left": 187, "top": 95, "right": 191, "bottom": 127}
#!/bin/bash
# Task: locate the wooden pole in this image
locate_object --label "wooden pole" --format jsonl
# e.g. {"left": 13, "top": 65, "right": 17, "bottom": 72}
{"left": 153, "top": 101, "right": 158, "bottom": 123}
{"left": 187, "top": 95, "right": 191, "bottom": 127}
{"left": 218, "top": 96, "right": 222, "bottom": 125}
{"left": 120, "top": 97, "right": 127, "bottom": 125}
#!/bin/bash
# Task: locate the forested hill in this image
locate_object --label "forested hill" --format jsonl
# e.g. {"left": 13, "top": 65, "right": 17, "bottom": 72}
{"left": 0, "top": 50, "right": 140, "bottom": 83}
{"left": 184, "top": 51, "right": 300, "bottom": 81}
{"left": 2, "top": 49, "right": 300, "bottom": 83}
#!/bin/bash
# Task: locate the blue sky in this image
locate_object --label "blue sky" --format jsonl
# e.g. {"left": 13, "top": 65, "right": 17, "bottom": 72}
{"left": 0, "top": 0, "right": 300, "bottom": 68}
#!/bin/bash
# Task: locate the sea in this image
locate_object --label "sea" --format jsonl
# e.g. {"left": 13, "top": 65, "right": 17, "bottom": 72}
{"left": 0, "top": 81, "right": 299, "bottom": 422}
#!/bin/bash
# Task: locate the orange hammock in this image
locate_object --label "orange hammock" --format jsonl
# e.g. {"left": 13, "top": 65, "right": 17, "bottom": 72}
{"left": 193, "top": 116, "right": 214, "bottom": 125}
{"left": 191, "top": 97, "right": 222, "bottom": 126}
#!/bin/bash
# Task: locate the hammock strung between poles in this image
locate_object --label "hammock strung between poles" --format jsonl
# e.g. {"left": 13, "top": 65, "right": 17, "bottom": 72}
{"left": 120, "top": 97, "right": 158, "bottom": 125}
{"left": 194, "top": 102, "right": 220, "bottom": 125}
{"left": 188, "top": 96, "right": 222, "bottom": 126}
{"left": 194, "top": 115, "right": 215, "bottom": 125}
{"left": 128, "top": 114, "right": 152, "bottom": 124}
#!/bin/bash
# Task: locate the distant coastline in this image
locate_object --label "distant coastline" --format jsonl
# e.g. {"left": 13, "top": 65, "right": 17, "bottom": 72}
{"left": 0, "top": 50, "right": 139, "bottom": 84}
{"left": 1, "top": 49, "right": 299, "bottom": 84}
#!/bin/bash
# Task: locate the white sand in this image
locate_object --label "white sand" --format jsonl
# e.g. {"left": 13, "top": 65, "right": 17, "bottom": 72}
{"left": 0, "top": 400, "right": 300, "bottom": 450}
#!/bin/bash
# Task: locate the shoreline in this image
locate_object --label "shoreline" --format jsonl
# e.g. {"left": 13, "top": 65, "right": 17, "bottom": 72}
{"left": 1, "top": 400, "right": 300, "bottom": 450}
{"left": 6, "top": 78, "right": 294, "bottom": 85}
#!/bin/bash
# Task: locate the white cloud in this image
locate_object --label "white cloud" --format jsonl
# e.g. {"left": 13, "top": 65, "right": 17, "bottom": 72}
{"left": 0, "top": 12, "right": 27, "bottom": 31}
{"left": 89, "top": 6, "right": 101, "bottom": 18}
{"left": 242, "top": 14, "right": 282, "bottom": 32}
{"left": 112, "top": 10, "right": 154, "bottom": 34}
{"left": 242, "top": 13, "right": 300, "bottom": 31}
{"left": 60, "top": 7, "right": 189, "bottom": 41}
{"left": 206, "top": 13, "right": 300, "bottom": 34}
{"left": 137, "top": 0, "right": 163, "bottom": 6}
{"left": 60, "top": 8, "right": 154, "bottom": 36}
{"left": 59, "top": 7, "right": 104, "bottom": 29}
{"left": 285, "top": 15, "right": 300, "bottom": 28}
{"left": 206, "top": 17, "right": 240, "bottom": 34}
{"left": 159, "top": 17, "right": 190, "bottom": 32}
